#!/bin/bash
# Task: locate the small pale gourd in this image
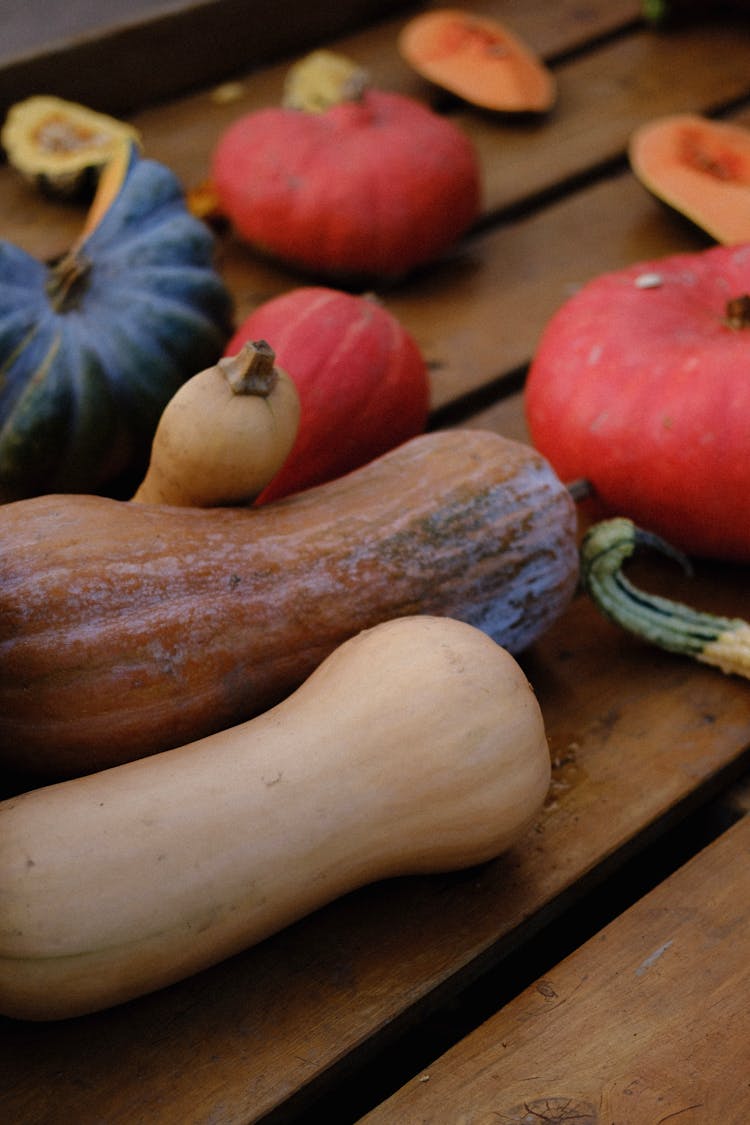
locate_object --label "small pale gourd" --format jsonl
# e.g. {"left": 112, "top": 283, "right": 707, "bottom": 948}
{"left": 133, "top": 340, "right": 301, "bottom": 507}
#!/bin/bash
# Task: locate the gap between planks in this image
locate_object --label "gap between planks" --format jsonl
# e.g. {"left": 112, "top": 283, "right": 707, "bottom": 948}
{"left": 255, "top": 769, "right": 750, "bottom": 1125}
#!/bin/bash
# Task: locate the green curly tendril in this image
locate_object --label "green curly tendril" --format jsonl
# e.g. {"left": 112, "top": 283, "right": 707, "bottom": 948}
{"left": 580, "top": 517, "right": 750, "bottom": 679}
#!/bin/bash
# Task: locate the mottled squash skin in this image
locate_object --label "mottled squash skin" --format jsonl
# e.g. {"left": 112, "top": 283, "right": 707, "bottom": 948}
{"left": 0, "top": 429, "right": 578, "bottom": 779}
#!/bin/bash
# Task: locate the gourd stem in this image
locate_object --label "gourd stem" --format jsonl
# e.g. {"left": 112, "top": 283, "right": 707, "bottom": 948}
{"left": 566, "top": 477, "right": 593, "bottom": 502}
{"left": 725, "top": 294, "right": 750, "bottom": 329}
{"left": 46, "top": 250, "right": 91, "bottom": 312}
{"left": 217, "top": 340, "right": 278, "bottom": 397}
{"left": 580, "top": 517, "right": 750, "bottom": 679}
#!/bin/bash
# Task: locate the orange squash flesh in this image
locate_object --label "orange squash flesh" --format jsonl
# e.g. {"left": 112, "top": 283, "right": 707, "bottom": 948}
{"left": 629, "top": 113, "right": 750, "bottom": 244}
{"left": 398, "top": 8, "right": 556, "bottom": 113}
{"left": 73, "top": 136, "right": 134, "bottom": 247}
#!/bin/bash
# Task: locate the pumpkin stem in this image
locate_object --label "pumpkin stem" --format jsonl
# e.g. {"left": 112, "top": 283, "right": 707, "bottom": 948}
{"left": 282, "top": 50, "right": 369, "bottom": 112}
{"left": 725, "top": 295, "right": 750, "bottom": 329}
{"left": 46, "top": 249, "right": 92, "bottom": 312}
{"left": 580, "top": 516, "right": 750, "bottom": 679}
{"left": 567, "top": 477, "right": 594, "bottom": 502}
{"left": 217, "top": 340, "right": 279, "bottom": 396}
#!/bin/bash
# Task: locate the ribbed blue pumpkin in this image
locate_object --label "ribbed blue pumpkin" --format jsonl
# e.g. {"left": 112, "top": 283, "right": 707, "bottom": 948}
{"left": 0, "top": 142, "right": 233, "bottom": 501}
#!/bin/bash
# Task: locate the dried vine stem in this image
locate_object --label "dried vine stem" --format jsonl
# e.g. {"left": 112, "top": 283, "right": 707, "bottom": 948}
{"left": 580, "top": 517, "right": 750, "bottom": 679}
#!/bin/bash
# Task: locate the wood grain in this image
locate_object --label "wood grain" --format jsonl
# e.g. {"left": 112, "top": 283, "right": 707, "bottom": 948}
{"left": 360, "top": 814, "right": 750, "bottom": 1124}
{"left": 0, "top": 0, "right": 415, "bottom": 119}
{"left": 1, "top": 2, "right": 750, "bottom": 1122}
{"left": 0, "top": 0, "right": 643, "bottom": 121}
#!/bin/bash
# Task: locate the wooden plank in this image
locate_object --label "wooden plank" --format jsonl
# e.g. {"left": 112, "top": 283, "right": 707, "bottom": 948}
{"left": 1, "top": 0, "right": 643, "bottom": 73}
{"left": 0, "top": 0, "right": 415, "bottom": 120}
{"left": 4, "top": 0, "right": 192, "bottom": 56}
{"left": 360, "top": 814, "right": 750, "bottom": 1124}
{"left": 123, "top": 18, "right": 750, "bottom": 207}
{"left": 1, "top": 396, "right": 748, "bottom": 1125}
{"left": 0, "top": 1, "right": 643, "bottom": 122}
{"left": 470, "top": 24, "right": 750, "bottom": 218}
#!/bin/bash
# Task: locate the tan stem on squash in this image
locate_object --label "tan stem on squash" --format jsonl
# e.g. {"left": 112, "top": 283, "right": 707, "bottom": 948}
{"left": 46, "top": 250, "right": 92, "bottom": 312}
{"left": 725, "top": 295, "right": 750, "bottom": 329}
{"left": 218, "top": 340, "right": 278, "bottom": 396}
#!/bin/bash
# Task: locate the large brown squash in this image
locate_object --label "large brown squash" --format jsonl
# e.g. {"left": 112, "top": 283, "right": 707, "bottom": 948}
{"left": 0, "top": 429, "right": 578, "bottom": 779}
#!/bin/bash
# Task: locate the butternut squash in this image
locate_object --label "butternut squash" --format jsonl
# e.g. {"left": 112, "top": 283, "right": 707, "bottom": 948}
{"left": 0, "top": 428, "right": 578, "bottom": 779}
{"left": 0, "top": 614, "right": 551, "bottom": 1021}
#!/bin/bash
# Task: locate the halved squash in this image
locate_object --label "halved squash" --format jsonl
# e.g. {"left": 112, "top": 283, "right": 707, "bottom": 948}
{"left": 1, "top": 95, "right": 141, "bottom": 199}
{"left": 629, "top": 113, "right": 750, "bottom": 244}
{"left": 398, "top": 8, "right": 555, "bottom": 113}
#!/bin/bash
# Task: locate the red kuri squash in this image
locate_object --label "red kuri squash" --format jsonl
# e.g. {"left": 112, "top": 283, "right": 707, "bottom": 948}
{"left": 525, "top": 243, "right": 750, "bottom": 561}
{"left": 227, "top": 287, "right": 430, "bottom": 503}
{"left": 210, "top": 51, "right": 481, "bottom": 283}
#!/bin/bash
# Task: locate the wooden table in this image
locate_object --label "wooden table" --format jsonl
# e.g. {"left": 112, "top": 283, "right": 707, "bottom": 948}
{"left": 2, "top": 3, "right": 749, "bottom": 1122}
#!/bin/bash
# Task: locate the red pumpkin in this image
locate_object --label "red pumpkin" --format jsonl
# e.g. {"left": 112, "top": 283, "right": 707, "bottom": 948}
{"left": 210, "top": 59, "right": 480, "bottom": 282}
{"left": 227, "top": 287, "right": 430, "bottom": 503}
{"left": 524, "top": 243, "right": 750, "bottom": 562}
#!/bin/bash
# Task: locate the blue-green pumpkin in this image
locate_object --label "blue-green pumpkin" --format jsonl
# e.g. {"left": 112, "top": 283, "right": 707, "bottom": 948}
{"left": 0, "top": 141, "right": 233, "bottom": 501}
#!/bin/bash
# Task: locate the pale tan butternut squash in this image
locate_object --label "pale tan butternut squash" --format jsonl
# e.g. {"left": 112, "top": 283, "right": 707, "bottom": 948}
{"left": 0, "top": 615, "right": 551, "bottom": 1021}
